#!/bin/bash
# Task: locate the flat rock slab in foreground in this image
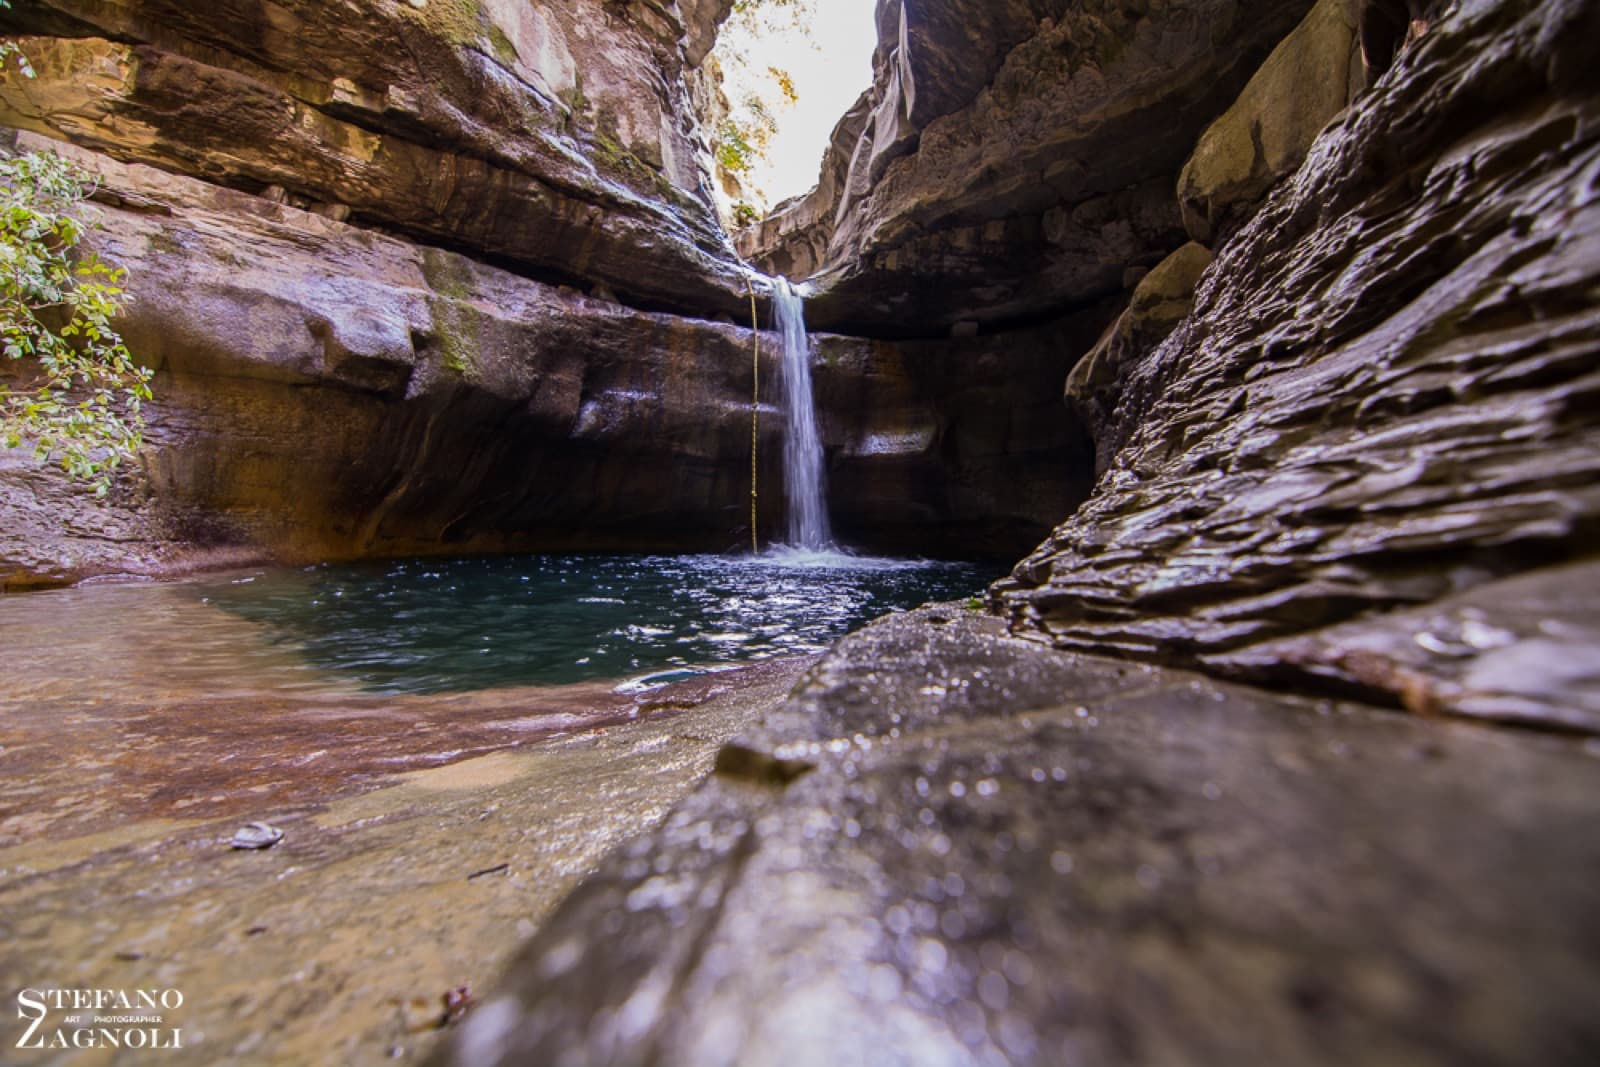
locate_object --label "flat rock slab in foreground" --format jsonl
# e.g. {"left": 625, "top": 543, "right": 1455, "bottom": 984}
{"left": 440, "top": 607, "right": 1600, "bottom": 1067}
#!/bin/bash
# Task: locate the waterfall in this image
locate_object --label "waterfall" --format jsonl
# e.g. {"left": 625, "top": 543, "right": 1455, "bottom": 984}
{"left": 771, "top": 278, "right": 834, "bottom": 550}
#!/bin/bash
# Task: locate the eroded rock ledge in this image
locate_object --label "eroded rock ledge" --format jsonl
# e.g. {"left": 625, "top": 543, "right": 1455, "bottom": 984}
{"left": 992, "top": 0, "right": 1600, "bottom": 727}
{"left": 0, "top": 0, "right": 753, "bottom": 318}
{"left": 0, "top": 135, "right": 1086, "bottom": 585}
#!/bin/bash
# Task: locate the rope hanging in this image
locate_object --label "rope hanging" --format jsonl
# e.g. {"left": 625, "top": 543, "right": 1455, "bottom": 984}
{"left": 749, "top": 282, "right": 760, "bottom": 556}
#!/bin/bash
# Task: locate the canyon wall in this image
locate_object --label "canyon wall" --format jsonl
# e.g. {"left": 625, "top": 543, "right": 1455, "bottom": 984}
{"left": 735, "top": 0, "right": 1597, "bottom": 731}
{"left": 0, "top": 0, "right": 1089, "bottom": 586}
{"left": 994, "top": 0, "right": 1600, "bottom": 732}
{"left": 431, "top": 2, "right": 1600, "bottom": 1059}
{"left": 740, "top": 0, "right": 1320, "bottom": 337}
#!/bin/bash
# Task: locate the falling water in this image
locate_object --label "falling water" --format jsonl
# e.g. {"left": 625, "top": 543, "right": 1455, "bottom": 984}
{"left": 771, "top": 277, "right": 834, "bottom": 550}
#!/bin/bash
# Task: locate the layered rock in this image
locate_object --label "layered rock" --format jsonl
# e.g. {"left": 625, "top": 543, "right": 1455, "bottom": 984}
{"left": 1060, "top": 0, "right": 1370, "bottom": 460}
{"left": 0, "top": 0, "right": 752, "bottom": 317}
{"left": 741, "top": 0, "right": 1319, "bottom": 336}
{"left": 1177, "top": 0, "right": 1367, "bottom": 245}
{"left": 0, "top": 134, "right": 1083, "bottom": 585}
{"left": 0, "top": 0, "right": 1109, "bottom": 583}
{"left": 993, "top": 0, "right": 1600, "bottom": 734}
{"left": 0, "top": 135, "right": 768, "bottom": 584}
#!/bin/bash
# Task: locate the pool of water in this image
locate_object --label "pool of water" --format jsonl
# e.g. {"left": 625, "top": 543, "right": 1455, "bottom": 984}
{"left": 194, "top": 550, "right": 997, "bottom": 694}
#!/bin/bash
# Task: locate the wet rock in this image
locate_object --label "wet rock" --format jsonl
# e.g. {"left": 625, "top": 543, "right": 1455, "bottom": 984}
{"left": 0, "top": 447, "right": 180, "bottom": 590}
{"left": 230, "top": 822, "right": 284, "bottom": 850}
{"left": 995, "top": 0, "right": 1600, "bottom": 666}
{"left": 1209, "top": 560, "right": 1600, "bottom": 735}
{"left": 742, "top": 0, "right": 1318, "bottom": 336}
{"left": 0, "top": 655, "right": 812, "bottom": 1065}
{"left": 434, "top": 608, "right": 1600, "bottom": 1066}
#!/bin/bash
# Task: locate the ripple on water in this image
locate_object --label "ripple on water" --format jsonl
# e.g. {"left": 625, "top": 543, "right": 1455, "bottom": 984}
{"left": 191, "top": 551, "right": 997, "bottom": 695}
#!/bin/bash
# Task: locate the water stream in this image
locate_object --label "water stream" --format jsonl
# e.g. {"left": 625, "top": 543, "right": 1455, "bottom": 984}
{"left": 772, "top": 277, "right": 833, "bottom": 550}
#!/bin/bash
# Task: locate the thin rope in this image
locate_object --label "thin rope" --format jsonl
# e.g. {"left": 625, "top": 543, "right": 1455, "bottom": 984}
{"left": 749, "top": 282, "right": 760, "bottom": 556}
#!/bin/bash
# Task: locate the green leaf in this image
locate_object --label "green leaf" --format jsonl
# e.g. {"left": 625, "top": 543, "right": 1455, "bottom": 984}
{"left": 0, "top": 146, "right": 150, "bottom": 492}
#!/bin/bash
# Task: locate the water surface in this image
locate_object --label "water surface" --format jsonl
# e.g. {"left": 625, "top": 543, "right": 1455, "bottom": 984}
{"left": 198, "top": 550, "right": 995, "bottom": 694}
{"left": 0, "top": 550, "right": 993, "bottom": 846}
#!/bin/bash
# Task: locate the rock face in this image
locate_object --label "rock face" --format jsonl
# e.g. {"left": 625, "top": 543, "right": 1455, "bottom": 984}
{"left": 0, "top": 0, "right": 748, "bottom": 316}
{"left": 416, "top": 0, "right": 1600, "bottom": 1045}
{"left": 0, "top": 133, "right": 1080, "bottom": 585}
{"left": 741, "top": 0, "right": 1318, "bottom": 336}
{"left": 994, "top": 0, "right": 1600, "bottom": 729}
{"left": 817, "top": 310, "right": 1104, "bottom": 558}
{"left": 433, "top": 608, "right": 1600, "bottom": 1066}
{"left": 1177, "top": 0, "right": 1367, "bottom": 245}
{"left": 0, "top": 0, "right": 1100, "bottom": 583}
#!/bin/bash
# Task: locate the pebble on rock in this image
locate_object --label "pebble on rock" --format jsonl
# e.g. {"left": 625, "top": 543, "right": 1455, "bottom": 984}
{"left": 230, "top": 821, "right": 284, "bottom": 850}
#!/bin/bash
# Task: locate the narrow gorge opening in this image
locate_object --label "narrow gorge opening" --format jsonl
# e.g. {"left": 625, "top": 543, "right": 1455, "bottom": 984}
{"left": 702, "top": 0, "right": 877, "bottom": 221}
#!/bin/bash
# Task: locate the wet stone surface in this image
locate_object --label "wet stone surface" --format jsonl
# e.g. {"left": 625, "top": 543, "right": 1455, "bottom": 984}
{"left": 438, "top": 607, "right": 1600, "bottom": 1067}
{"left": 0, "top": 662, "right": 806, "bottom": 1062}
{"left": 0, "top": 578, "right": 791, "bottom": 849}
{"left": 1210, "top": 559, "right": 1600, "bottom": 734}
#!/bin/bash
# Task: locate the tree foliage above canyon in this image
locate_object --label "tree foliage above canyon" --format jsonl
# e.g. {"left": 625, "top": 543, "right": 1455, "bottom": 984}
{"left": 709, "top": 0, "right": 813, "bottom": 212}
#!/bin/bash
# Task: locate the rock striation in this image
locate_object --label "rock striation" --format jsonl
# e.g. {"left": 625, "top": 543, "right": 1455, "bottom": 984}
{"left": 0, "top": 133, "right": 1083, "bottom": 585}
{"left": 430, "top": 2, "right": 1600, "bottom": 1056}
{"left": 995, "top": 0, "right": 1600, "bottom": 737}
{"left": 0, "top": 0, "right": 749, "bottom": 316}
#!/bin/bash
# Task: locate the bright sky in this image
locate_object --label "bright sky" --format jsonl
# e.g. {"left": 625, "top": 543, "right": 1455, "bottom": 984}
{"left": 740, "top": 0, "right": 879, "bottom": 206}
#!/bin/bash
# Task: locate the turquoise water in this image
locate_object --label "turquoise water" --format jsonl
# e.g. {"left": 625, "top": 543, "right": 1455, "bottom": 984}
{"left": 196, "top": 550, "right": 996, "bottom": 695}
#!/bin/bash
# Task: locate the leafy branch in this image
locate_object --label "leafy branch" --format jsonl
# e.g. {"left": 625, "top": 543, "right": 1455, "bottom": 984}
{"left": 0, "top": 21, "right": 151, "bottom": 495}
{"left": 708, "top": 0, "right": 814, "bottom": 205}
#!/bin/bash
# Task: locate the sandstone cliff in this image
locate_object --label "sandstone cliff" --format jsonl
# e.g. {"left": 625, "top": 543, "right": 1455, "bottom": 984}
{"left": 0, "top": 0, "right": 1090, "bottom": 585}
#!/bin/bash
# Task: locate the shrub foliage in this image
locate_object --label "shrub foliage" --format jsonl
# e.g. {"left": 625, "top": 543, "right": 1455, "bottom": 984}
{"left": 0, "top": 20, "right": 150, "bottom": 494}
